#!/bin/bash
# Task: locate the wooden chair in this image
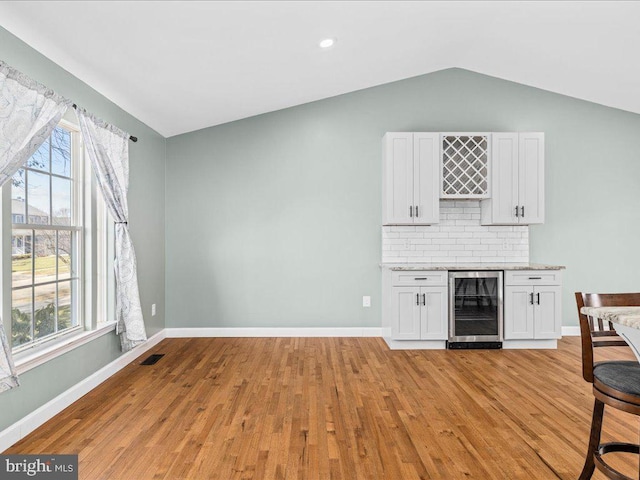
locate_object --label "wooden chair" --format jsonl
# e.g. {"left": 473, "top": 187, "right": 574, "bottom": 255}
{"left": 575, "top": 292, "right": 640, "bottom": 479}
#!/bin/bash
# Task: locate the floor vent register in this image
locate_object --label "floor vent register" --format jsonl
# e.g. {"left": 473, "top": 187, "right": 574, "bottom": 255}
{"left": 141, "top": 353, "right": 165, "bottom": 365}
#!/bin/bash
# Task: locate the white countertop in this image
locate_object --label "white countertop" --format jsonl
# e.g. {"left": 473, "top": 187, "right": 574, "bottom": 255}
{"left": 380, "top": 262, "right": 565, "bottom": 271}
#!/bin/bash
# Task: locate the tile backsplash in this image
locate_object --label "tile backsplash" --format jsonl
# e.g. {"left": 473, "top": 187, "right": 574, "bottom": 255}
{"left": 382, "top": 201, "right": 529, "bottom": 263}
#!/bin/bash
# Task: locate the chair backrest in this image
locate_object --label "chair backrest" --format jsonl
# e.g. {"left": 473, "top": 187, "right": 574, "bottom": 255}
{"left": 575, "top": 292, "right": 640, "bottom": 383}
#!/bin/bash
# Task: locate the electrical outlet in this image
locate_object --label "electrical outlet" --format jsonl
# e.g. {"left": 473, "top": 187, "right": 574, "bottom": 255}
{"left": 362, "top": 296, "right": 371, "bottom": 308}
{"left": 151, "top": 304, "right": 156, "bottom": 316}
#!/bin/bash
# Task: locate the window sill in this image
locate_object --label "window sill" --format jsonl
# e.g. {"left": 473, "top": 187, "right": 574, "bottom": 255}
{"left": 13, "top": 322, "right": 117, "bottom": 375}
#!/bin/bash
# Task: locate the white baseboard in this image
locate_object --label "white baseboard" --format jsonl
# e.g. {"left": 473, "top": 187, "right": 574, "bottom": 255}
{"left": 0, "top": 330, "right": 166, "bottom": 452}
{"left": 503, "top": 339, "right": 558, "bottom": 349}
{"left": 165, "top": 327, "right": 384, "bottom": 338}
{"left": 383, "top": 338, "right": 447, "bottom": 350}
{"left": 561, "top": 326, "right": 581, "bottom": 336}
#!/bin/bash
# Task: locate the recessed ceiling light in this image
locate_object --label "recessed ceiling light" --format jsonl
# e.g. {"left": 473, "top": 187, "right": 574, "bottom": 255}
{"left": 319, "top": 38, "right": 336, "bottom": 49}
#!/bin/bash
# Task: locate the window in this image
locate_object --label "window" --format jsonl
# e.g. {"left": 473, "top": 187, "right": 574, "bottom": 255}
{"left": 3, "top": 116, "right": 115, "bottom": 354}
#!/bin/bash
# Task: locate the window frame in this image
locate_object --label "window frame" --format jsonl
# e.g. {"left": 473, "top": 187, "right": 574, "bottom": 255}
{"left": 0, "top": 113, "right": 116, "bottom": 367}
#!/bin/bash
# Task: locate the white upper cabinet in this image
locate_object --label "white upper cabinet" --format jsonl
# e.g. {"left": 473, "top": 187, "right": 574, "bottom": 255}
{"left": 383, "top": 133, "right": 440, "bottom": 225}
{"left": 480, "top": 133, "right": 544, "bottom": 225}
{"left": 383, "top": 132, "right": 545, "bottom": 226}
{"left": 519, "top": 133, "right": 545, "bottom": 224}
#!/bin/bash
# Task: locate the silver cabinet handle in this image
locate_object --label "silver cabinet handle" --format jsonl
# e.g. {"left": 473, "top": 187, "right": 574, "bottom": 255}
{"left": 515, "top": 206, "right": 520, "bottom": 218}
{"left": 521, "top": 206, "right": 525, "bottom": 217}
{"left": 528, "top": 277, "right": 542, "bottom": 280}
{"left": 422, "top": 293, "right": 426, "bottom": 306}
{"left": 530, "top": 292, "right": 534, "bottom": 305}
{"left": 414, "top": 277, "right": 427, "bottom": 280}
{"left": 409, "top": 206, "right": 413, "bottom": 217}
{"left": 536, "top": 293, "right": 540, "bottom": 305}
{"left": 415, "top": 205, "right": 419, "bottom": 217}
{"left": 416, "top": 293, "right": 420, "bottom": 306}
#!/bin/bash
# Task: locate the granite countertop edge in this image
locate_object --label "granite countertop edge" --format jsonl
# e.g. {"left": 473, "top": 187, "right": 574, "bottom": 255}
{"left": 380, "top": 262, "right": 565, "bottom": 271}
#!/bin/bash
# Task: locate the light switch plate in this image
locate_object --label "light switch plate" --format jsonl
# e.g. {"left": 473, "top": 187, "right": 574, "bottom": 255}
{"left": 362, "top": 296, "right": 371, "bottom": 307}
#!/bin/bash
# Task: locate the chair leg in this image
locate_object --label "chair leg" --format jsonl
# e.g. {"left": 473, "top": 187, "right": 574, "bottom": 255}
{"left": 580, "top": 398, "right": 605, "bottom": 480}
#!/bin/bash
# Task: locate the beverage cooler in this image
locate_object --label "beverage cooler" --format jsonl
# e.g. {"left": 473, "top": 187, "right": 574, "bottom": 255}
{"left": 448, "top": 271, "right": 503, "bottom": 349}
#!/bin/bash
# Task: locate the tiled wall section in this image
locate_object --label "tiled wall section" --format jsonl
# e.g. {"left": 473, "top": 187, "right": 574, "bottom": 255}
{"left": 382, "top": 201, "right": 529, "bottom": 263}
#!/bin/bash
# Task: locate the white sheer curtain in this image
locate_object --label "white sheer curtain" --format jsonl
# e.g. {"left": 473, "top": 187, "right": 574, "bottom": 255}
{"left": 76, "top": 109, "right": 147, "bottom": 352}
{"left": 0, "top": 60, "right": 72, "bottom": 392}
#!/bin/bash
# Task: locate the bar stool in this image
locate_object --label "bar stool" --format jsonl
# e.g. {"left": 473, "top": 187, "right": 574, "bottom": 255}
{"left": 575, "top": 292, "right": 640, "bottom": 479}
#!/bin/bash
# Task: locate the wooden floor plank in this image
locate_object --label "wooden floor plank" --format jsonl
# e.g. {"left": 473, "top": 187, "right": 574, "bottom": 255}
{"left": 4, "top": 337, "right": 639, "bottom": 479}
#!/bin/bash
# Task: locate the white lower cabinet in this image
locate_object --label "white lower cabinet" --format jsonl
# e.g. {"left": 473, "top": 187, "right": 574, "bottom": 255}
{"left": 504, "top": 271, "right": 562, "bottom": 340}
{"left": 391, "top": 284, "right": 448, "bottom": 340}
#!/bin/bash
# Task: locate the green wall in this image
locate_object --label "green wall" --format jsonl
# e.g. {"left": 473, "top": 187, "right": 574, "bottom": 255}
{"left": 166, "top": 68, "right": 640, "bottom": 330}
{"left": 0, "top": 26, "right": 166, "bottom": 431}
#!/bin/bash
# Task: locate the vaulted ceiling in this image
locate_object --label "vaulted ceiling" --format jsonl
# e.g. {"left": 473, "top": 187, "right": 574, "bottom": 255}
{"left": 0, "top": 1, "right": 638, "bottom": 137}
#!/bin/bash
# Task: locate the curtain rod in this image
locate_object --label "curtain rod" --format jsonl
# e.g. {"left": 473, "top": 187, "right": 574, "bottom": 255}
{"left": 72, "top": 104, "right": 138, "bottom": 143}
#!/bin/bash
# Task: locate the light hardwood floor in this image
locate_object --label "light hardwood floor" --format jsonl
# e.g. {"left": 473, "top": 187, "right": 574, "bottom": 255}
{"left": 5, "top": 337, "right": 639, "bottom": 479}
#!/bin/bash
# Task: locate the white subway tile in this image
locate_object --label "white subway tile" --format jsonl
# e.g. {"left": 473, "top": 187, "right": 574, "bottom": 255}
{"left": 382, "top": 203, "right": 529, "bottom": 264}
{"left": 392, "top": 226, "right": 417, "bottom": 232}
{"left": 481, "top": 238, "right": 504, "bottom": 245}
{"left": 432, "top": 238, "right": 457, "bottom": 245}
{"left": 455, "top": 220, "right": 478, "bottom": 226}
{"left": 458, "top": 238, "right": 481, "bottom": 245}
{"left": 424, "top": 232, "right": 449, "bottom": 238}
{"left": 467, "top": 244, "right": 488, "bottom": 251}
{"left": 414, "top": 244, "right": 441, "bottom": 251}
{"left": 431, "top": 256, "right": 455, "bottom": 262}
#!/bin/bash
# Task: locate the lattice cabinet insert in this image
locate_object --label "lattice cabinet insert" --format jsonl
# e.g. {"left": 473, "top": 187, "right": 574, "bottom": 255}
{"left": 441, "top": 134, "right": 490, "bottom": 199}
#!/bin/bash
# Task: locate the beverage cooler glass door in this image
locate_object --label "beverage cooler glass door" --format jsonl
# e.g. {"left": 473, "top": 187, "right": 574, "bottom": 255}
{"left": 449, "top": 271, "right": 503, "bottom": 342}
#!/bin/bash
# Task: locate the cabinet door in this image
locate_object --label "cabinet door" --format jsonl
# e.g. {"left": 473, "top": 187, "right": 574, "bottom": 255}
{"left": 413, "top": 133, "right": 440, "bottom": 225}
{"left": 489, "top": 133, "right": 519, "bottom": 224}
{"left": 420, "top": 286, "right": 448, "bottom": 340}
{"left": 504, "top": 285, "right": 535, "bottom": 339}
{"left": 383, "top": 133, "right": 414, "bottom": 224}
{"left": 518, "top": 133, "right": 544, "bottom": 224}
{"left": 534, "top": 285, "right": 562, "bottom": 339}
{"left": 391, "top": 287, "right": 421, "bottom": 340}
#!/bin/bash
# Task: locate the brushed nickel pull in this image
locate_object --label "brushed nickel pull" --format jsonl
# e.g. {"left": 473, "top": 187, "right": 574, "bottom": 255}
{"left": 414, "top": 277, "right": 427, "bottom": 280}
{"left": 415, "top": 205, "right": 419, "bottom": 217}
{"left": 409, "top": 206, "right": 413, "bottom": 217}
{"left": 422, "top": 293, "right": 426, "bottom": 306}
{"left": 521, "top": 206, "right": 525, "bottom": 217}
{"left": 530, "top": 293, "right": 534, "bottom": 305}
{"left": 515, "top": 206, "right": 520, "bottom": 217}
{"left": 528, "top": 277, "right": 542, "bottom": 280}
{"left": 416, "top": 293, "right": 420, "bottom": 306}
{"left": 537, "top": 293, "right": 541, "bottom": 305}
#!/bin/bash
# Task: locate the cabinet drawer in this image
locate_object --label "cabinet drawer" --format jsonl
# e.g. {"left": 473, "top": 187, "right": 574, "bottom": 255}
{"left": 391, "top": 271, "right": 447, "bottom": 286}
{"left": 505, "top": 270, "right": 562, "bottom": 286}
